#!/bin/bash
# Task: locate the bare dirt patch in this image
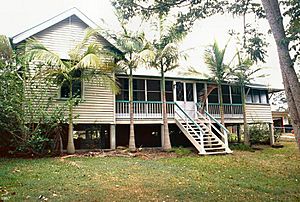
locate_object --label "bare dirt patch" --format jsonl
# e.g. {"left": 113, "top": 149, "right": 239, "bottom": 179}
{"left": 60, "top": 148, "right": 197, "bottom": 160}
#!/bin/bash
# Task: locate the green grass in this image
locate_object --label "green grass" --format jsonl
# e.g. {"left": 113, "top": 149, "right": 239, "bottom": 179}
{"left": 1, "top": 142, "right": 300, "bottom": 201}
{"left": 229, "top": 143, "right": 255, "bottom": 152}
{"left": 167, "top": 146, "right": 193, "bottom": 155}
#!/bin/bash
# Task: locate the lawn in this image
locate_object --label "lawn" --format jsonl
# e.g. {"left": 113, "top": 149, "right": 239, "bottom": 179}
{"left": 0, "top": 142, "right": 299, "bottom": 202}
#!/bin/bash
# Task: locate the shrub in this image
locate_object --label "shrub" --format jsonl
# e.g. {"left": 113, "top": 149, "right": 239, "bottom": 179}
{"left": 17, "top": 133, "right": 52, "bottom": 155}
{"left": 0, "top": 65, "right": 67, "bottom": 155}
{"left": 0, "top": 35, "right": 67, "bottom": 156}
{"left": 249, "top": 123, "right": 270, "bottom": 144}
{"left": 274, "top": 129, "right": 281, "bottom": 142}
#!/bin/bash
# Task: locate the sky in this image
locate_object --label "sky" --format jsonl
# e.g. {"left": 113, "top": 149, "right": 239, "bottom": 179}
{"left": 0, "top": 0, "right": 286, "bottom": 89}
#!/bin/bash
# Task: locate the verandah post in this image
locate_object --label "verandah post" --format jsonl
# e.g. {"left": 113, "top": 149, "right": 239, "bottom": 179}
{"left": 161, "top": 124, "right": 164, "bottom": 148}
{"left": 110, "top": 124, "right": 116, "bottom": 149}
{"left": 269, "top": 123, "right": 275, "bottom": 146}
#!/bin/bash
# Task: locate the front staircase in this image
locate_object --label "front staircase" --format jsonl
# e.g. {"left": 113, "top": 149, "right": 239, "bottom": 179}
{"left": 174, "top": 103, "right": 232, "bottom": 155}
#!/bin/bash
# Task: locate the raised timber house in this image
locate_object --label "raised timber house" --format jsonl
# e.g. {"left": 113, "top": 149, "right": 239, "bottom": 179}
{"left": 12, "top": 8, "right": 275, "bottom": 155}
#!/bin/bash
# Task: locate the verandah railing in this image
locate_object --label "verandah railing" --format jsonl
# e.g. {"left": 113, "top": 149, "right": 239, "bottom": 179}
{"left": 116, "top": 100, "right": 175, "bottom": 119}
{"left": 116, "top": 101, "right": 243, "bottom": 120}
{"left": 207, "top": 103, "right": 243, "bottom": 118}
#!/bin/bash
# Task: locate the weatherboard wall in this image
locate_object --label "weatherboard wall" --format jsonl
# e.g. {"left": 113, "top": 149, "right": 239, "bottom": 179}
{"left": 26, "top": 15, "right": 115, "bottom": 124}
{"left": 245, "top": 104, "right": 273, "bottom": 123}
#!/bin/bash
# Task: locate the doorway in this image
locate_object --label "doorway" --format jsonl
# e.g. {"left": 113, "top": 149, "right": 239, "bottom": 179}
{"left": 175, "top": 81, "right": 196, "bottom": 118}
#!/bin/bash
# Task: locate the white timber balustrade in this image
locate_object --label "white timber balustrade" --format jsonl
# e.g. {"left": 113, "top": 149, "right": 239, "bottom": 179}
{"left": 207, "top": 103, "right": 243, "bottom": 118}
{"left": 116, "top": 101, "right": 175, "bottom": 119}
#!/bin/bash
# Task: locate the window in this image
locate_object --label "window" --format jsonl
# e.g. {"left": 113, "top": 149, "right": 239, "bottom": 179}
{"left": 147, "top": 80, "right": 161, "bottom": 101}
{"left": 176, "top": 82, "right": 184, "bottom": 101}
{"left": 116, "top": 78, "right": 129, "bottom": 100}
{"left": 196, "top": 83, "right": 205, "bottom": 103}
{"left": 222, "top": 85, "right": 230, "bottom": 103}
{"left": 231, "top": 86, "right": 242, "bottom": 104}
{"left": 133, "top": 79, "right": 145, "bottom": 101}
{"left": 186, "top": 83, "right": 194, "bottom": 101}
{"left": 165, "top": 81, "right": 174, "bottom": 101}
{"left": 246, "top": 88, "right": 252, "bottom": 103}
{"left": 260, "top": 90, "right": 268, "bottom": 104}
{"left": 246, "top": 88, "right": 269, "bottom": 104}
{"left": 60, "top": 69, "right": 82, "bottom": 98}
{"left": 252, "top": 89, "right": 260, "bottom": 103}
{"left": 208, "top": 88, "right": 219, "bottom": 103}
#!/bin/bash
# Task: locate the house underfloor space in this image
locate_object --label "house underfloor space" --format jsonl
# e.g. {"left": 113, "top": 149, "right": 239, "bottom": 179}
{"left": 115, "top": 124, "right": 194, "bottom": 149}
{"left": 62, "top": 124, "right": 111, "bottom": 150}
{"left": 116, "top": 124, "right": 162, "bottom": 148}
{"left": 169, "top": 124, "right": 193, "bottom": 148}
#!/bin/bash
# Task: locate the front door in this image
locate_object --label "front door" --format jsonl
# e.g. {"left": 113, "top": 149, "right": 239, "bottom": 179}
{"left": 175, "top": 82, "right": 196, "bottom": 119}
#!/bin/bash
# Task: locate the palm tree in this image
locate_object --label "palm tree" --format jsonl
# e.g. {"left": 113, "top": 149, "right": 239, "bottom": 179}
{"left": 146, "top": 19, "right": 186, "bottom": 149}
{"left": 144, "top": 16, "right": 186, "bottom": 150}
{"left": 25, "top": 29, "right": 118, "bottom": 154}
{"left": 231, "top": 51, "right": 265, "bottom": 145}
{"left": 112, "top": 26, "right": 150, "bottom": 151}
{"left": 204, "top": 40, "right": 231, "bottom": 126}
{"left": 148, "top": 42, "right": 181, "bottom": 150}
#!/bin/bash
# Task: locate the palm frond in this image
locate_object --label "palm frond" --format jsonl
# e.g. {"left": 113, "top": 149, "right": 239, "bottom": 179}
{"left": 230, "top": 50, "right": 266, "bottom": 85}
{"left": 25, "top": 31, "right": 118, "bottom": 94}
{"left": 69, "top": 28, "right": 101, "bottom": 60}
{"left": 204, "top": 40, "right": 232, "bottom": 84}
{"left": 0, "top": 35, "right": 13, "bottom": 63}
{"left": 25, "top": 38, "right": 66, "bottom": 69}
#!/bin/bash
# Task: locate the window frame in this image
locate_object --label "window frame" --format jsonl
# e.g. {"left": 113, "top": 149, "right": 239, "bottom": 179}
{"left": 231, "top": 86, "right": 242, "bottom": 104}
{"left": 133, "top": 79, "right": 146, "bottom": 101}
{"left": 58, "top": 69, "right": 84, "bottom": 100}
{"left": 245, "top": 88, "right": 269, "bottom": 104}
{"left": 165, "top": 80, "right": 174, "bottom": 102}
{"left": 208, "top": 88, "right": 219, "bottom": 103}
{"left": 116, "top": 77, "right": 129, "bottom": 101}
{"left": 185, "top": 83, "right": 194, "bottom": 102}
{"left": 176, "top": 82, "right": 184, "bottom": 101}
{"left": 221, "top": 85, "right": 231, "bottom": 104}
{"left": 147, "top": 79, "right": 161, "bottom": 101}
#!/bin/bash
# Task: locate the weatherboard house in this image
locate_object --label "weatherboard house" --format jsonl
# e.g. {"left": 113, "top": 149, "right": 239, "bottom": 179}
{"left": 12, "top": 8, "right": 275, "bottom": 155}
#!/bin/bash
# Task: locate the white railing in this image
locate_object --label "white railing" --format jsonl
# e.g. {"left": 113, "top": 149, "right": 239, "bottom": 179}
{"left": 196, "top": 110, "right": 232, "bottom": 153}
{"left": 116, "top": 101, "right": 175, "bottom": 119}
{"left": 174, "top": 103, "right": 205, "bottom": 154}
{"left": 207, "top": 103, "right": 243, "bottom": 118}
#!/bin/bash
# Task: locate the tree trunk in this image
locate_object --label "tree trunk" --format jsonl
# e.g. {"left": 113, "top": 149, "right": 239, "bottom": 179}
{"left": 161, "top": 69, "right": 171, "bottom": 150}
{"left": 237, "top": 124, "right": 241, "bottom": 143}
{"left": 261, "top": 0, "right": 300, "bottom": 151}
{"left": 218, "top": 85, "right": 225, "bottom": 126}
{"left": 53, "top": 126, "right": 63, "bottom": 155}
{"left": 242, "top": 86, "right": 250, "bottom": 145}
{"left": 128, "top": 67, "right": 136, "bottom": 151}
{"left": 67, "top": 80, "right": 75, "bottom": 154}
{"left": 201, "top": 84, "right": 217, "bottom": 112}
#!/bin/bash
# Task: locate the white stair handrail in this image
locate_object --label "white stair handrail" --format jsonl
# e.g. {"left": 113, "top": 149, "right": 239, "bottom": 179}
{"left": 197, "top": 111, "right": 226, "bottom": 145}
{"left": 196, "top": 103, "right": 231, "bottom": 153}
{"left": 174, "top": 103, "right": 205, "bottom": 151}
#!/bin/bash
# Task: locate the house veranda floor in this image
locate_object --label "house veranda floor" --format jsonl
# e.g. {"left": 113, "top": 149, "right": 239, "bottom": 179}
{"left": 0, "top": 142, "right": 299, "bottom": 201}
